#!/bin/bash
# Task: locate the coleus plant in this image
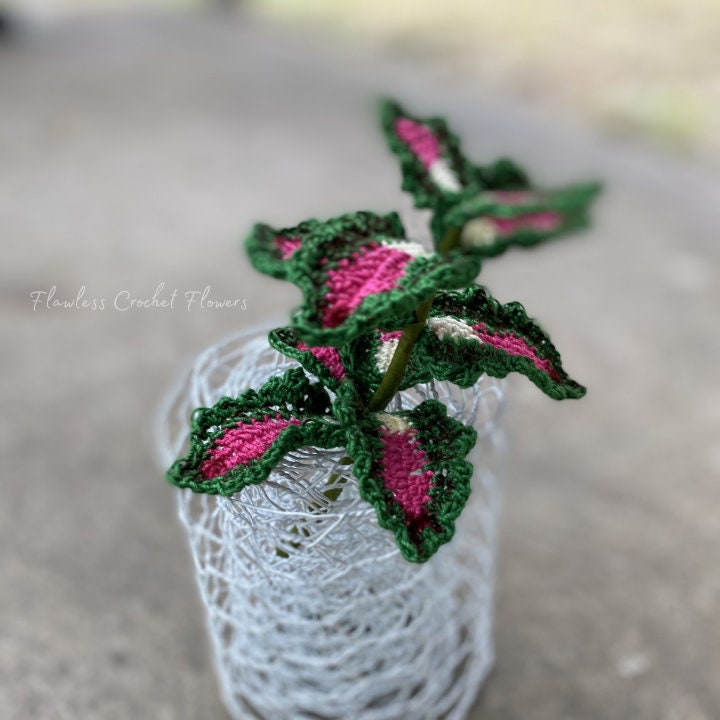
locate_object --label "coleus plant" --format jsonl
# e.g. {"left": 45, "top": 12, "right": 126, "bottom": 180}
{"left": 167, "top": 99, "right": 600, "bottom": 563}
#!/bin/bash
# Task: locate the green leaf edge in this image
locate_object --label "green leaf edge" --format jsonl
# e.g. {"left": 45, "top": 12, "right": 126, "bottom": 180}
{"left": 473, "top": 157, "right": 533, "bottom": 190}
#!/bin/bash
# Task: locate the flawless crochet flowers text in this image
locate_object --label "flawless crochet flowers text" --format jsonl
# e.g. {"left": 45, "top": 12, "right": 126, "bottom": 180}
{"left": 30, "top": 283, "right": 248, "bottom": 312}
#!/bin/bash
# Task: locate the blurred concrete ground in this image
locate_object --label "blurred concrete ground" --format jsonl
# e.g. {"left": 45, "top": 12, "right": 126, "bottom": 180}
{"left": 1, "top": 10, "right": 719, "bottom": 720}
{"left": 254, "top": 0, "right": 720, "bottom": 164}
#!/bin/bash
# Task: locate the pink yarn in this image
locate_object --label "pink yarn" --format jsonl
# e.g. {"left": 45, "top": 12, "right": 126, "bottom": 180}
{"left": 380, "top": 426, "right": 434, "bottom": 524}
{"left": 275, "top": 235, "right": 302, "bottom": 260}
{"left": 489, "top": 211, "right": 561, "bottom": 237}
{"left": 322, "top": 243, "right": 412, "bottom": 328}
{"left": 473, "top": 324, "right": 561, "bottom": 381}
{"left": 201, "top": 415, "right": 300, "bottom": 479}
{"left": 380, "top": 330, "right": 404, "bottom": 342}
{"left": 296, "top": 342, "right": 346, "bottom": 381}
{"left": 394, "top": 117, "right": 441, "bottom": 168}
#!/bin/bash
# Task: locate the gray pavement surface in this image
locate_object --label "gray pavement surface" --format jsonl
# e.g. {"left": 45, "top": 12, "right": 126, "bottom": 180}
{"left": 2, "top": 10, "right": 719, "bottom": 720}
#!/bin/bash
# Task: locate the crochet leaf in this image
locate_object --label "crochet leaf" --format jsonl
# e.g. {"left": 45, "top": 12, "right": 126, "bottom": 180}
{"left": 166, "top": 368, "right": 343, "bottom": 496}
{"left": 245, "top": 210, "right": 405, "bottom": 281}
{"left": 473, "top": 157, "right": 532, "bottom": 190}
{"left": 381, "top": 99, "right": 478, "bottom": 208}
{"left": 268, "top": 326, "right": 347, "bottom": 392}
{"left": 341, "top": 328, "right": 431, "bottom": 403}
{"left": 436, "top": 183, "right": 602, "bottom": 259}
{"left": 415, "top": 285, "right": 585, "bottom": 400}
{"left": 346, "top": 400, "right": 477, "bottom": 563}
{"left": 289, "top": 217, "right": 482, "bottom": 346}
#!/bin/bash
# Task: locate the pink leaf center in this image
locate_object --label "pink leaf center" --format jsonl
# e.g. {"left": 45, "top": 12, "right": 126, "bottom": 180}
{"left": 380, "top": 330, "right": 404, "bottom": 342}
{"left": 200, "top": 414, "right": 301, "bottom": 479}
{"left": 473, "top": 323, "right": 561, "bottom": 381}
{"left": 489, "top": 211, "right": 561, "bottom": 237}
{"left": 322, "top": 243, "right": 412, "bottom": 328}
{"left": 275, "top": 235, "right": 302, "bottom": 260}
{"left": 380, "top": 426, "right": 434, "bottom": 526}
{"left": 484, "top": 190, "right": 538, "bottom": 205}
{"left": 296, "top": 342, "right": 346, "bottom": 381}
{"left": 394, "top": 117, "right": 442, "bottom": 168}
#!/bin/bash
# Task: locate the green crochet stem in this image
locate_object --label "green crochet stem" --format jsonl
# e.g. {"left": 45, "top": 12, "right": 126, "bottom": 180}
{"left": 437, "top": 226, "right": 463, "bottom": 254}
{"left": 367, "top": 226, "right": 463, "bottom": 412}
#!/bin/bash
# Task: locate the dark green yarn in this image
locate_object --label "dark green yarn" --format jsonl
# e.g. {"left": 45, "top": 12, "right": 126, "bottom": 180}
{"left": 473, "top": 157, "right": 532, "bottom": 190}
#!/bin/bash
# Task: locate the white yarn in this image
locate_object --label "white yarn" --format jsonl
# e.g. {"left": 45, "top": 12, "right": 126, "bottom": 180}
{"left": 427, "top": 315, "right": 482, "bottom": 343}
{"left": 459, "top": 218, "right": 498, "bottom": 248}
{"left": 156, "top": 329, "right": 506, "bottom": 720}
{"left": 429, "top": 159, "right": 463, "bottom": 193}
{"left": 382, "top": 239, "right": 433, "bottom": 259}
{"left": 375, "top": 336, "right": 400, "bottom": 374}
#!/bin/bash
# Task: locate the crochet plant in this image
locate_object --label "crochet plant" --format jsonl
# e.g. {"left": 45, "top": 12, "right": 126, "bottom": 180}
{"left": 167, "top": 100, "right": 600, "bottom": 563}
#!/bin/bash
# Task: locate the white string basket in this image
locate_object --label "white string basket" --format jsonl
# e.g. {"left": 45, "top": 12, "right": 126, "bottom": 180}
{"left": 156, "top": 329, "right": 507, "bottom": 720}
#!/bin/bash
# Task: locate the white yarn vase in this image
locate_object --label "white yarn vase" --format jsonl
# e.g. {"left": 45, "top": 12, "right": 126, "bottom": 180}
{"left": 156, "top": 329, "right": 506, "bottom": 720}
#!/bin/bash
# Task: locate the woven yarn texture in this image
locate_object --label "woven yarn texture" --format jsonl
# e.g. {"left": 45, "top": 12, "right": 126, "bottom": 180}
{"left": 156, "top": 330, "right": 506, "bottom": 720}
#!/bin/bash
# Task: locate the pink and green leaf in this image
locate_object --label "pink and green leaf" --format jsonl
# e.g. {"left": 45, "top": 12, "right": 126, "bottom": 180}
{"left": 290, "top": 222, "right": 482, "bottom": 346}
{"left": 268, "top": 327, "right": 348, "bottom": 391}
{"left": 415, "top": 285, "right": 585, "bottom": 400}
{"left": 436, "top": 182, "right": 601, "bottom": 258}
{"left": 245, "top": 211, "right": 405, "bottom": 281}
{"left": 166, "top": 368, "right": 344, "bottom": 496}
{"left": 346, "top": 400, "right": 477, "bottom": 563}
{"left": 381, "top": 99, "right": 479, "bottom": 208}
